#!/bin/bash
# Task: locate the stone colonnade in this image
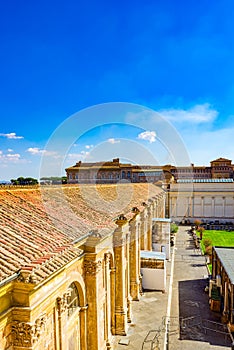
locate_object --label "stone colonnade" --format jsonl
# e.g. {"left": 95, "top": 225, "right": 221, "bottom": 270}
{"left": 82, "top": 193, "right": 165, "bottom": 349}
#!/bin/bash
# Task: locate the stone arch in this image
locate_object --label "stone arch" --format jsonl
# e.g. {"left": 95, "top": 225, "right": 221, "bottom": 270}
{"left": 56, "top": 271, "right": 87, "bottom": 350}
{"left": 64, "top": 270, "right": 86, "bottom": 307}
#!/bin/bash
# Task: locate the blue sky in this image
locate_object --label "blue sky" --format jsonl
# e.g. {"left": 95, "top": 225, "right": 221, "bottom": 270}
{"left": 0, "top": 0, "right": 234, "bottom": 180}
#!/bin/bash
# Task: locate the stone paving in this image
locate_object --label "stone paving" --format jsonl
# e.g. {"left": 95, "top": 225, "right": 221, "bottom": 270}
{"left": 112, "top": 226, "right": 233, "bottom": 350}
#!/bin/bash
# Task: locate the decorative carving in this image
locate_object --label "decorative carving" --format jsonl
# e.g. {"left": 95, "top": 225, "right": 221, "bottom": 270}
{"left": 17, "top": 269, "right": 37, "bottom": 284}
{"left": 31, "top": 315, "right": 47, "bottom": 343}
{"left": 131, "top": 207, "right": 140, "bottom": 213}
{"left": 114, "top": 214, "right": 128, "bottom": 226}
{"left": 83, "top": 259, "right": 102, "bottom": 276}
{"left": 11, "top": 322, "right": 32, "bottom": 347}
{"left": 56, "top": 291, "right": 71, "bottom": 314}
{"left": 11, "top": 315, "right": 47, "bottom": 347}
{"left": 89, "top": 229, "right": 102, "bottom": 238}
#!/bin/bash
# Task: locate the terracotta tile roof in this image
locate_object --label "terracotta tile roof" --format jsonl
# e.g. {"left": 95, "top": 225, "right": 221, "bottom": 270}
{"left": 0, "top": 183, "right": 164, "bottom": 283}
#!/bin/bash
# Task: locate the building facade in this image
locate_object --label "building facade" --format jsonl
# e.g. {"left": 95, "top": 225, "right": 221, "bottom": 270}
{"left": 65, "top": 158, "right": 164, "bottom": 184}
{"left": 169, "top": 180, "right": 234, "bottom": 224}
{"left": 0, "top": 183, "right": 166, "bottom": 350}
{"left": 66, "top": 157, "right": 234, "bottom": 184}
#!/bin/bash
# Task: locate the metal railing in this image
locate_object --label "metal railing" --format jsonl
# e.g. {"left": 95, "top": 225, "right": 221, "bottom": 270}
{"left": 142, "top": 315, "right": 234, "bottom": 349}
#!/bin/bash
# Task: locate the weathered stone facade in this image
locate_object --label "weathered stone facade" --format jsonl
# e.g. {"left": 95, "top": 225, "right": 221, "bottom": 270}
{"left": 0, "top": 184, "right": 166, "bottom": 350}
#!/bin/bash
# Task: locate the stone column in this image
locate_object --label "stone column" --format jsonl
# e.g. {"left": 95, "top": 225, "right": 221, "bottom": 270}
{"left": 129, "top": 211, "right": 141, "bottom": 301}
{"left": 79, "top": 305, "right": 88, "bottom": 350}
{"left": 201, "top": 197, "right": 204, "bottom": 217}
{"left": 222, "top": 277, "right": 229, "bottom": 323}
{"left": 212, "top": 250, "right": 216, "bottom": 280}
{"left": 125, "top": 231, "right": 132, "bottom": 323}
{"left": 211, "top": 197, "right": 215, "bottom": 217}
{"left": 104, "top": 254, "right": 112, "bottom": 350}
{"left": 223, "top": 196, "right": 226, "bottom": 218}
{"left": 231, "top": 284, "right": 234, "bottom": 325}
{"left": 110, "top": 266, "right": 116, "bottom": 336}
{"left": 113, "top": 215, "right": 128, "bottom": 335}
{"left": 83, "top": 231, "right": 105, "bottom": 350}
{"left": 140, "top": 211, "right": 147, "bottom": 250}
{"left": 146, "top": 203, "right": 153, "bottom": 251}
{"left": 84, "top": 256, "right": 102, "bottom": 350}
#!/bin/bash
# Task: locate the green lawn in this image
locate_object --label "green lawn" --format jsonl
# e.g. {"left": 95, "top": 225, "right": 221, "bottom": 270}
{"left": 199, "top": 230, "right": 234, "bottom": 251}
{"left": 197, "top": 230, "right": 234, "bottom": 273}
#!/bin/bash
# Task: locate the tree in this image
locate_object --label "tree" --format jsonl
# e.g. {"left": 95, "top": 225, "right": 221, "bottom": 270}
{"left": 171, "top": 223, "right": 178, "bottom": 233}
{"left": 10, "top": 177, "right": 38, "bottom": 185}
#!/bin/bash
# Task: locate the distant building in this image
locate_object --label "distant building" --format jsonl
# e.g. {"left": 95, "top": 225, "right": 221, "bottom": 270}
{"left": 65, "top": 158, "right": 164, "bottom": 184}
{"left": 169, "top": 180, "right": 234, "bottom": 224}
{"left": 170, "top": 158, "right": 234, "bottom": 181}
{"left": 66, "top": 157, "right": 234, "bottom": 184}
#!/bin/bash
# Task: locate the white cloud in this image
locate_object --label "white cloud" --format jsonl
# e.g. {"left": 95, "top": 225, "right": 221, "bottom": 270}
{"left": 27, "top": 147, "right": 58, "bottom": 157}
{"left": 27, "top": 147, "right": 45, "bottom": 155}
{"left": 137, "top": 131, "right": 156, "bottom": 143}
{"left": 85, "top": 144, "right": 94, "bottom": 149}
{"left": 7, "top": 148, "right": 13, "bottom": 152}
{"left": 67, "top": 151, "right": 91, "bottom": 160}
{"left": 0, "top": 151, "right": 25, "bottom": 164}
{"left": 0, "top": 132, "right": 24, "bottom": 139}
{"left": 159, "top": 103, "right": 218, "bottom": 124}
{"left": 107, "top": 138, "right": 120, "bottom": 144}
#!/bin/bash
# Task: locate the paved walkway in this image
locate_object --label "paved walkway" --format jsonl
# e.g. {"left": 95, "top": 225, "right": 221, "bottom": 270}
{"left": 169, "top": 226, "right": 231, "bottom": 350}
{"left": 112, "top": 226, "right": 232, "bottom": 349}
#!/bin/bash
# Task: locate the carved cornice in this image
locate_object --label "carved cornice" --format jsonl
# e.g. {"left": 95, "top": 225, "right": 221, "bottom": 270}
{"left": 10, "top": 315, "right": 47, "bottom": 347}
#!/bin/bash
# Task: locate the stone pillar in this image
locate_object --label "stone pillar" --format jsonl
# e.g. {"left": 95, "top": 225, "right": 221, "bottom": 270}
{"left": 223, "top": 196, "right": 226, "bottom": 218}
{"left": 146, "top": 203, "right": 153, "bottom": 251}
{"left": 126, "top": 231, "right": 132, "bottom": 323}
{"left": 231, "top": 284, "right": 234, "bottom": 325}
{"left": 104, "top": 254, "right": 112, "bottom": 350}
{"left": 140, "top": 211, "right": 147, "bottom": 250}
{"left": 80, "top": 305, "right": 88, "bottom": 350}
{"left": 129, "top": 212, "right": 141, "bottom": 301}
{"left": 223, "top": 278, "right": 229, "bottom": 323}
{"left": 201, "top": 197, "right": 204, "bottom": 217}
{"left": 83, "top": 231, "right": 105, "bottom": 350}
{"left": 113, "top": 215, "right": 128, "bottom": 335}
{"left": 110, "top": 265, "right": 116, "bottom": 336}
{"left": 211, "top": 197, "right": 215, "bottom": 217}
{"left": 84, "top": 256, "right": 102, "bottom": 350}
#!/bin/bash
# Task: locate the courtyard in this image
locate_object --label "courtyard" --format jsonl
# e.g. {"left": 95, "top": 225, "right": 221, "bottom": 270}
{"left": 112, "top": 226, "right": 233, "bottom": 349}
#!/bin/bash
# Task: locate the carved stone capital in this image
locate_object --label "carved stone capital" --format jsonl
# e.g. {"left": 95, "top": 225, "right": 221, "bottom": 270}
{"left": 83, "top": 259, "right": 102, "bottom": 276}
{"left": 10, "top": 315, "right": 47, "bottom": 347}
{"left": 56, "top": 292, "right": 69, "bottom": 314}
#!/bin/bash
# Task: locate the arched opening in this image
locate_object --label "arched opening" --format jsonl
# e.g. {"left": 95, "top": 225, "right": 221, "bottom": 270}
{"left": 67, "top": 282, "right": 80, "bottom": 318}
{"left": 56, "top": 279, "right": 87, "bottom": 350}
